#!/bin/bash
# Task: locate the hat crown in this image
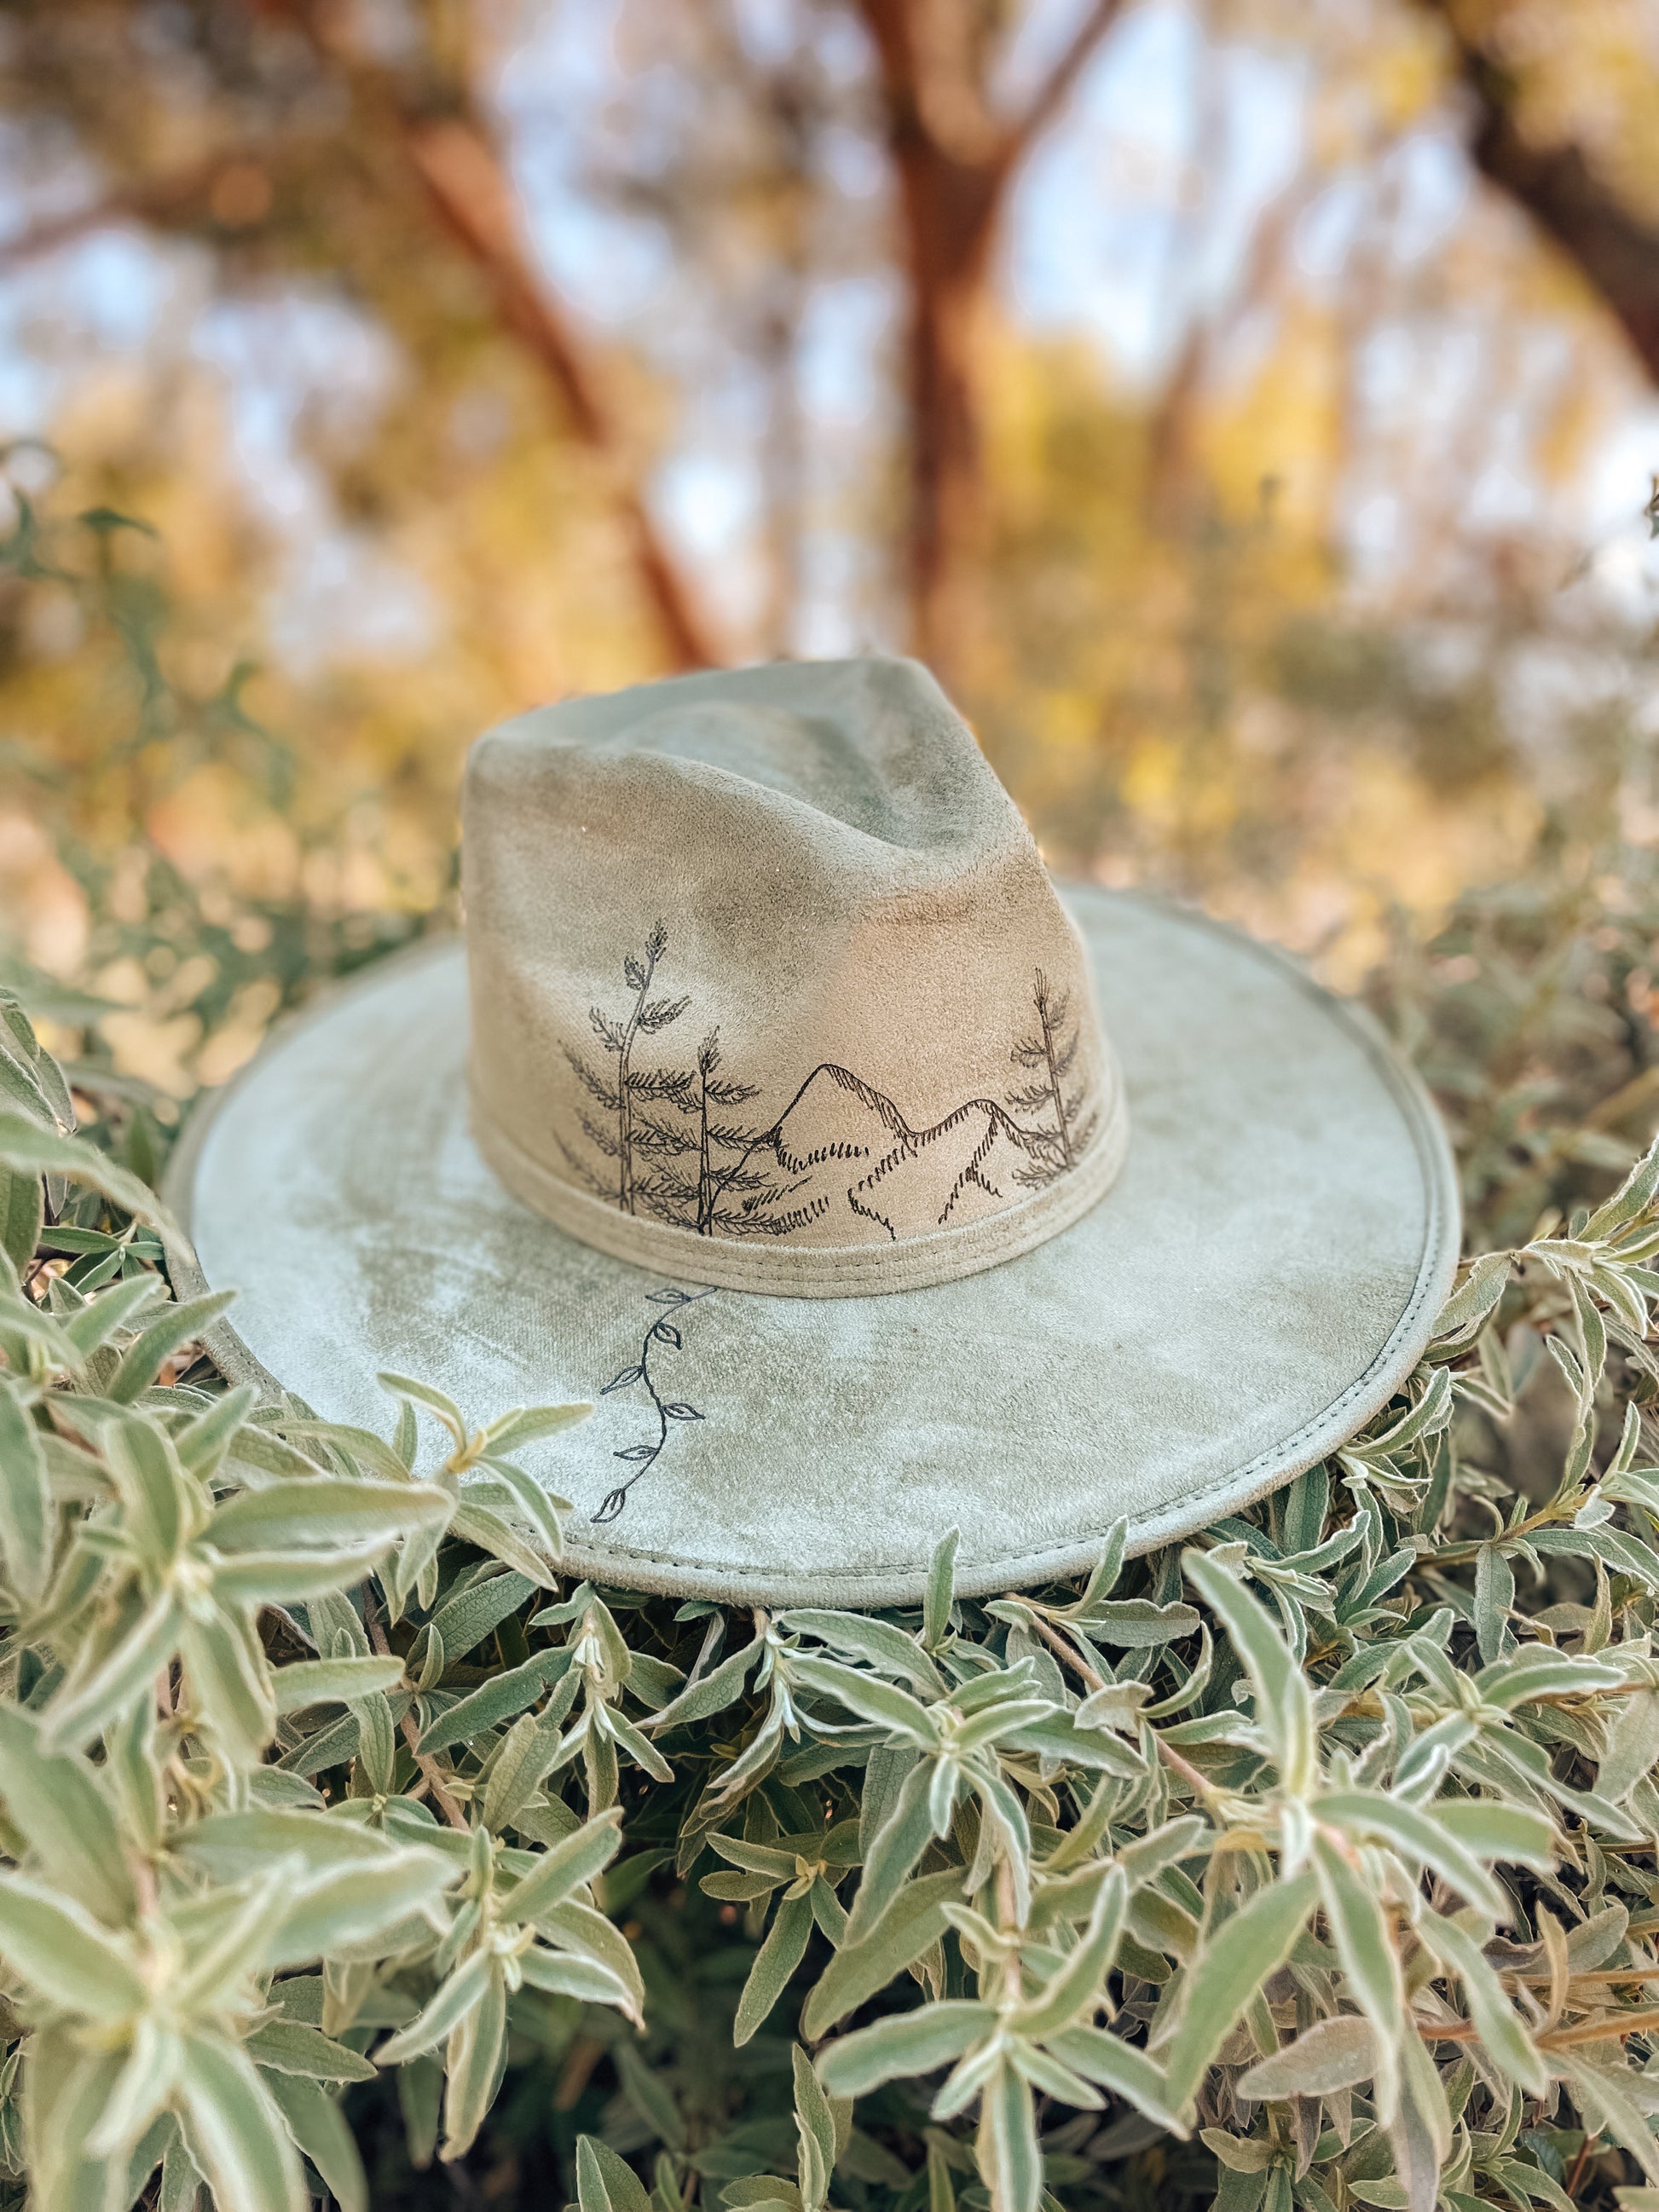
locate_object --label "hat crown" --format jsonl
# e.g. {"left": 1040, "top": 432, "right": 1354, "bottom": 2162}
{"left": 462, "top": 657, "right": 1127, "bottom": 1294}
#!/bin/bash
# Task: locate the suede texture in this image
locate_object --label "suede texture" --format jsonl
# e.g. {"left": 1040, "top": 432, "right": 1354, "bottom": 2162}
{"left": 165, "top": 887, "right": 1460, "bottom": 1608}
{"left": 462, "top": 659, "right": 1126, "bottom": 1294}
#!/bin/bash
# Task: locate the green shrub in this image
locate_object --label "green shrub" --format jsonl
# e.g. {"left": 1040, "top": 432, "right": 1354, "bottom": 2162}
{"left": 3, "top": 899, "right": 1659, "bottom": 2212}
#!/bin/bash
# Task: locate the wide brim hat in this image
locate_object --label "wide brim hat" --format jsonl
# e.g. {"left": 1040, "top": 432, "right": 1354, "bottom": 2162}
{"left": 165, "top": 659, "right": 1459, "bottom": 1607}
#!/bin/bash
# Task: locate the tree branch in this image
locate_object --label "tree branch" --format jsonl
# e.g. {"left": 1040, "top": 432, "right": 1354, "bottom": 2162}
{"left": 1003, "top": 0, "right": 1129, "bottom": 166}
{"left": 1424, "top": 0, "right": 1659, "bottom": 382}
{"left": 0, "top": 159, "right": 228, "bottom": 274}
{"left": 268, "top": 0, "right": 722, "bottom": 671}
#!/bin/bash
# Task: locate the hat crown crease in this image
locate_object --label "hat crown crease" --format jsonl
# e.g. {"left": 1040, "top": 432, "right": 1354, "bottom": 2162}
{"left": 461, "top": 656, "right": 1129, "bottom": 1297}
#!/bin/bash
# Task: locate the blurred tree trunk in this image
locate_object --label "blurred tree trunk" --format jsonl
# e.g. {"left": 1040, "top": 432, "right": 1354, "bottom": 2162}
{"left": 852, "top": 1, "right": 1126, "bottom": 673}
{"left": 1425, "top": 0, "right": 1659, "bottom": 383}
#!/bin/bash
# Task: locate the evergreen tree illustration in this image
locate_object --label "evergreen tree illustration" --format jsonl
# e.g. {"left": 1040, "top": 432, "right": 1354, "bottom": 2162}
{"left": 1006, "top": 968, "right": 1097, "bottom": 1188}
{"left": 558, "top": 921, "right": 691, "bottom": 1214}
{"left": 688, "top": 1030, "right": 806, "bottom": 1235}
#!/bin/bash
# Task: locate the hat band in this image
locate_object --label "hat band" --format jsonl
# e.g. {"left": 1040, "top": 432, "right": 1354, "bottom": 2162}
{"left": 470, "top": 1067, "right": 1129, "bottom": 1298}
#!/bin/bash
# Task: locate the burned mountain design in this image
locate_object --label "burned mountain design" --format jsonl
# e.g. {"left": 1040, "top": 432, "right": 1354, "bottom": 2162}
{"left": 556, "top": 925, "right": 1098, "bottom": 1243}
{"left": 722, "top": 1065, "right": 1056, "bottom": 1244}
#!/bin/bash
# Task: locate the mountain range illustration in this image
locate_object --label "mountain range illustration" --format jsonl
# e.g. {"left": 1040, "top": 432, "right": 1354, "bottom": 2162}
{"left": 558, "top": 924, "right": 1090, "bottom": 1239}
{"left": 721, "top": 1063, "right": 1053, "bottom": 1243}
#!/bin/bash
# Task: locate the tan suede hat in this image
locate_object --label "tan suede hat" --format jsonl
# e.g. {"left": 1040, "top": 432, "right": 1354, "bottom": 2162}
{"left": 165, "top": 658, "right": 1460, "bottom": 1604}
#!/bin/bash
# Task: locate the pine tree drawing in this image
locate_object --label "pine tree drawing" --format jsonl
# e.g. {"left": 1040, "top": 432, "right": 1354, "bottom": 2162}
{"left": 1006, "top": 968, "right": 1097, "bottom": 1188}
{"left": 559, "top": 934, "right": 797, "bottom": 1231}
{"left": 559, "top": 921, "right": 691, "bottom": 1215}
{"left": 689, "top": 1031, "right": 801, "bottom": 1234}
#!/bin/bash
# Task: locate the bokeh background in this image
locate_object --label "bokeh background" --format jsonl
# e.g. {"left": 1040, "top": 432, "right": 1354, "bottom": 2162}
{"left": 3, "top": 0, "right": 1659, "bottom": 1119}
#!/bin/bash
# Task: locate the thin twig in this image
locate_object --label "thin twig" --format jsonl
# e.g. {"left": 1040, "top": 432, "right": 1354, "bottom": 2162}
{"left": 361, "top": 1588, "right": 468, "bottom": 1831}
{"left": 1024, "top": 1610, "right": 1220, "bottom": 1808}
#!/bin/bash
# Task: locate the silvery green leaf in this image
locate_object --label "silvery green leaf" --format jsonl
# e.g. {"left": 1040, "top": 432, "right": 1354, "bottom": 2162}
{"left": 531, "top": 1898, "right": 645, "bottom": 2015}
{"left": 1044, "top": 2025, "right": 1182, "bottom": 2129}
{"left": 439, "top": 1957, "right": 506, "bottom": 2160}
{"left": 1159, "top": 1873, "right": 1319, "bottom": 2111}
{"left": 159, "top": 2117, "right": 205, "bottom": 2212}
{"left": 858, "top": 1741, "right": 916, "bottom": 1859}
{"left": 0, "top": 1703, "right": 135, "bottom": 1919}
{"left": 211, "top": 1539, "right": 402, "bottom": 1604}
{"left": 978, "top": 2060, "right": 1041, "bottom": 2212}
{"left": 483, "top": 1401, "right": 591, "bottom": 1453}
{"left": 0, "top": 1110, "right": 169, "bottom": 1230}
{"left": 103, "top": 1411, "right": 192, "bottom": 1562}
{"left": 39, "top": 1590, "right": 182, "bottom": 1751}
{"left": 708, "top": 1834, "right": 800, "bottom": 1879}
{"left": 175, "top": 1384, "right": 257, "bottom": 1482}
{"left": 1598, "top": 1686, "right": 1659, "bottom": 1805}
{"left": 244, "top": 2019, "right": 378, "bottom": 2083}
{"left": 1002, "top": 1710, "right": 1143, "bottom": 1775}
{"left": 1472, "top": 1545, "right": 1516, "bottom": 1667}
{"left": 176, "top": 2032, "right": 308, "bottom": 2212}
{"left": 350, "top": 1685, "right": 396, "bottom": 1796}
{"left": 260, "top": 2071, "right": 367, "bottom": 2212}
{"left": 817, "top": 2001, "right": 991, "bottom": 2097}
{"left": 782, "top": 1610, "right": 947, "bottom": 1698}
{"left": 375, "top": 1949, "right": 494, "bottom": 2065}
{"left": 1419, "top": 1913, "right": 1545, "bottom": 2097}
{"left": 1431, "top": 1799, "right": 1554, "bottom": 1871}
{"left": 0, "top": 1164, "right": 44, "bottom": 1278}
{"left": 502, "top": 1807, "right": 623, "bottom": 1924}
{"left": 181, "top": 1610, "right": 275, "bottom": 1766}
{"left": 1075, "top": 1598, "right": 1200, "bottom": 1648}
{"left": 1182, "top": 1551, "right": 1315, "bottom": 1793}
{"left": 20, "top": 2033, "right": 126, "bottom": 2212}
{"left": 922, "top": 1528, "right": 959, "bottom": 1653}
{"left": 609, "top": 1706, "right": 674, "bottom": 1782}
{"left": 271, "top": 1655, "right": 405, "bottom": 1715}
{"left": 1309, "top": 1833, "right": 1403, "bottom": 2123}
{"left": 425, "top": 1571, "right": 540, "bottom": 1666}
{"left": 475, "top": 1453, "right": 571, "bottom": 1558}
{"left": 1316, "top": 1791, "right": 1509, "bottom": 1920}
{"left": 801, "top": 1868, "right": 964, "bottom": 2039}
{"left": 264, "top": 1846, "right": 452, "bottom": 1967}
{"left": 1560, "top": 2057, "right": 1659, "bottom": 2186}
{"left": 734, "top": 1890, "right": 814, "bottom": 2046}
{"left": 376, "top": 1372, "right": 467, "bottom": 1446}
{"left": 54, "top": 1265, "right": 166, "bottom": 1362}
{"left": 0, "top": 1385, "right": 50, "bottom": 1608}
{"left": 844, "top": 1759, "right": 940, "bottom": 1944}
{"left": 789, "top": 1655, "right": 940, "bottom": 1747}
{"left": 85, "top": 2016, "right": 183, "bottom": 2159}
{"left": 577, "top": 2133, "right": 653, "bottom": 2212}
{"left": 416, "top": 1646, "right": 571, "bottom": 1755}
{"left": 1474, "top": 1647, "right": 1623, "bottom": 1708}
{"left": 480, "top": 1685, "right": 580, "bottom": 1833}
{"left": 1236, "top": 2014, "right": 1376, "bottom": 2100}
{"left": 516, "top": 1949, "right": 633, "bottom": 2006}
{"left": 105, "top": 1291, "right": 236, "bottom": 1405}
{"left": 209, "top": 1476, "right": 449, "bottom": 1553}
{"left": 1010, "top": 1866, "right": 1126, "bottom": 2040}
{"left": 270, "top": 1418, "right": 414, "bottom": 1485}
{"left": 791, "top": 2042, "right": 835, "bottom": 2212}
{"left": 448, "top": 1500, "right": 558, "bottom": 1588}
{"left": 176, "top": 1808, "right": 402, "bottom": 1883}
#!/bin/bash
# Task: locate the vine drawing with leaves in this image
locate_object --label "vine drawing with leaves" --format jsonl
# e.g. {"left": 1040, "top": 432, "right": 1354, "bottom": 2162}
{"left": 594, "top": 1285, "right": 715, "bottom": 1522}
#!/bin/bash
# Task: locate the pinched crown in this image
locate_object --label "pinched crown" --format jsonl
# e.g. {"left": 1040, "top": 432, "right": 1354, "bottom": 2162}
{"left": 462, "top": 658, "right": 1127, "bottom": 1296}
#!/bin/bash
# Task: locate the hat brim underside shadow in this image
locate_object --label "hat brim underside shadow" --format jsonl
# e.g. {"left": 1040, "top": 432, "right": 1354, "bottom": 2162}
{"left": 164, "top": 887, "right": 1460, "bottom": 1608}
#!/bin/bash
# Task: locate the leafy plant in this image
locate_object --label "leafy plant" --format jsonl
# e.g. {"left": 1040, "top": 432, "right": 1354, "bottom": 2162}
{"left": 6, "top": 898, "right": 1659, "bottom": 2212}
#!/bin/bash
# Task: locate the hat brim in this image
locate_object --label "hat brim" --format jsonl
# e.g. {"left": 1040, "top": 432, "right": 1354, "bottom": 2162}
{"left": 164, "top": 887, "right": 1459, "bottom": 1607}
